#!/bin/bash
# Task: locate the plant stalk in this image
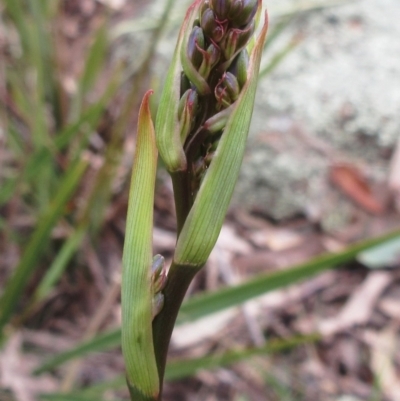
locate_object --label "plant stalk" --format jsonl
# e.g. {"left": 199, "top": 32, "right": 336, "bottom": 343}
{"left": 171, "top": 170, "right": 194, "bottom": 236}
{"left": 152, "top": 262, "right": 201, "bottom": 398}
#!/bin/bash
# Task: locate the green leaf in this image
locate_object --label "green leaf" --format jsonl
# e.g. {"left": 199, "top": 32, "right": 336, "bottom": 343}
{"left": 79, "top": 25, "right": 108, "bottom": 97}
{"left": 34, "top": 227, "right": 86, "bottom": 302}
{"left": 32, "top": 228, "right": 400, "bottom": 374}
{"left": 165, "top": 334, "right": 320, "bottom": 380}
{"left": 33, "top": 329, "right": 121, "bottom": 375}
{"left": 259, "top": 37, "right": 300, "bottom": 79}
{"left": 39, "top": 395, "right": 103, "bottom": 401}
{"left": 39, "top": 375, "right": 127, "bottom": 400}
{"left": 39, "top": 334, "right": 319, "bottom": 401}
{"left": 121, "top": 90, "right": 159, "bottom": 399}
{"left": 55, "top": 94, "right": 112, "bottom": 151}
{"left": 70, "top": 24, "right": 109, "bottom": 120}
{"left": 174, "top": 12, "right": 269, "bottom": 267}
{"left": 177, "top": 229, "right": 400, "bottom": 324}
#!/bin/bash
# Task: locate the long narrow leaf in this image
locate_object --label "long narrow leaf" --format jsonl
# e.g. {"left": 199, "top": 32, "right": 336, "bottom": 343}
{"left": 34, "top": 227, "right": 86, "bottom": 301}
{"left": 121, "top": 90, "right": 160, "bottom": 398}
{"left": 165, "top": 334, "right": 320, "bottom": 380}
{"left": 33, "top": 229, "right": 400, "bottom": 373}
{"left": 32, "top": 329, "right": 121, "bottom": 375}
{"left": 177, "top": 228, "right": 400, "bottom": 324}
{"left": 259, "top": 37, "right": 300, "bottom": 79}
{"left": 39, "top": 396, "right": 102, "bottom": 401}
{"left": 39, "top": 334, "right": 320, "bottom": 401}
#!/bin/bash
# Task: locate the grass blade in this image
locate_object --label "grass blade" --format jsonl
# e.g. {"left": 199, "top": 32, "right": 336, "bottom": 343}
{"left": 34, "top": 227, "right": 86, "bottom": 302}
{"left": 40, "top": 395, "right": 110, "bottom": 401}
{"left": 165, "top": 334, "right": 320, "bottom": 380}
{"left": 177, "top": 228, "right": 400, "bottom": 324}
{"left": 39, "top": 334, "right": 320, "bottom": 401}
{"left": 70, "top": 24, "right": 109, "bottom": 120}
{"left": 259, "top": 37, "right": 300, "bottom": 79}
{"left": 33, "top": 229, "right": 400, "bottom": 373}
{"left": 32, "top": 329, "right": 121, "bottom": 375}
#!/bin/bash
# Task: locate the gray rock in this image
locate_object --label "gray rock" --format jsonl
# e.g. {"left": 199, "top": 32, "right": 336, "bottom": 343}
{"left": 232, "top": 0, "right": 400, "bottom": 228}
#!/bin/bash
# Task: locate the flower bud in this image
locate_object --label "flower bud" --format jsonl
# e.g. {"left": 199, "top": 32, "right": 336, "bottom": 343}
{"left": 203, "top": 103, "right": 234, "bottom": 133}
{"left": 210, "top": 0, "right": 230, "bottom": 20}
{"left": 215, "top": 72, "right": 240, "bottom": 109}
{"left": 152, "top": 292, "right": 165, "bottom": 320}
{"left": 178, "top": 88, "right": 199, "bottom": 142}
{"left": 187, "top": 26, "right": 205, "bottom": 69}
{"left": 151, "top": 254, "right": 167, "bottom": 294}
{"left": 230, "top": 0, "right": 258, "bottom": 27}
{"left": 181, "top": 23, "right": 211, "bottom": 95}
{"left": 221, "top": 20, "right": 255, "bottom": 61}
{"left": 229, "top": 49, "right": 249, "bottom": 88}
{"left": 200, "top": 0, "right": 211, "bottom": 17}
{"left": 200, "top": 8, "right": 226, "bottom": 43}
{"left": 227, "top": 0, "right": 242, "bottom": 19}
{"left": 198, "top": 44, "right": 220, "bottom": 80}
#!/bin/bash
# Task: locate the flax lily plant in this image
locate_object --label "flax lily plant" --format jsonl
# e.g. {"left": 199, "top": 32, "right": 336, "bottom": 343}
{"left": 122, "top": 0, "right": 268, "bottom": 399}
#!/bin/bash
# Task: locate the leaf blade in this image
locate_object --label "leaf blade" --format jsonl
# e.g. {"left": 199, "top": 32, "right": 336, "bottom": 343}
{"left": 121, "top": 90, "right": 159, "bottom": 398}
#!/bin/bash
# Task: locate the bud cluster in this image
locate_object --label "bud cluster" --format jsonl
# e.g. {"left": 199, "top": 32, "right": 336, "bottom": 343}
{"left": 179, "top": 0, "right": 258, "bottom": 194}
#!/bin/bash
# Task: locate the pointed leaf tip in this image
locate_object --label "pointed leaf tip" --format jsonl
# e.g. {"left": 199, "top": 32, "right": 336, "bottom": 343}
{"left": 122, "top": 89, "right": 159, "bottom": 397}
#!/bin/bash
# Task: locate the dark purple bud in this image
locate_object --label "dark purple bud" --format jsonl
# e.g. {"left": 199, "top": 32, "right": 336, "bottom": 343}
{"left": 228, "top": 0, "right": 243, "bottom": 20}
{"left": 210, "top": 0, "right": 230, "bottom": 20}
{"left": 222, "top": 72, "right": 240, "bottom": 101}
{"left": 221, "top": 20, "right": 255, "bottom": 60}
{"left": 236, "top": 20, "right": 255, "bottom": 49}
{"left": 178, "top": 89, "right": 198, "bottom": 119}
{"left": 200, "top": 8, "right": 226, "bottom": 43}
{"left": 178, "top": 89, "right": 199, "bottom": 142}
{"left": 231, "top": 0, "right": 258, "bottom": 27}
{"left": 200, "top": 0, "right": 210, "bottom": 17}
{"left": 215, "top": 72, "right": 240, "bottom": 109}
{"left": 187, "top": 26, "right": 205, "bottom": 69}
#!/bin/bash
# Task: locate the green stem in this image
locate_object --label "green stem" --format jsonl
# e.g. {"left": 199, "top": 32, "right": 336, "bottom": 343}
{"left": 152, "top": 262, "right": 201, "bottom": 398}
{"left": 171, "top": 170, "right": 193, "bottom": 235}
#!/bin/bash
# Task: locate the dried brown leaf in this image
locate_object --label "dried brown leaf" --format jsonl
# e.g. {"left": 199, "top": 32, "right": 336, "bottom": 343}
{"left": 330, "top": 164, "right": 384, "bottom": 214}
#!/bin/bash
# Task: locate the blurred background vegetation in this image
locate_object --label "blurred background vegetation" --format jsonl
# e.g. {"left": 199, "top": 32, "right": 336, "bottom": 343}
{"left": 1, "top": 0, "right": 400, "bottom": 400}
